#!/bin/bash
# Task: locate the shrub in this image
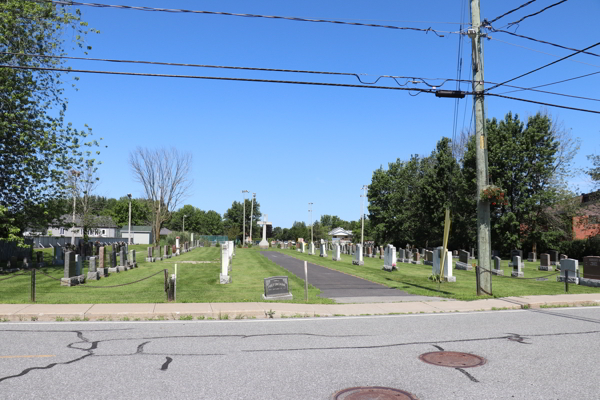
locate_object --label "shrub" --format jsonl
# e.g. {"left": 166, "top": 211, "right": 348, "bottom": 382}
{"left": 557, "top": 236, "right": 600, "bottom": 261}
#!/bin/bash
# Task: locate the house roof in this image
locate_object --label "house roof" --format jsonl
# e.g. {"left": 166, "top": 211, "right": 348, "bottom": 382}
{"left": 120, "top": 225, "right": 152, "bottom": 232}
{"left": 160, "top": 227, "right": 172, "bottom": 235}
{"left": 51, "top": 215, "right": 118, "bottom": 228}
{"left": 328, "top": 227, "right": 353, "bottom": 236}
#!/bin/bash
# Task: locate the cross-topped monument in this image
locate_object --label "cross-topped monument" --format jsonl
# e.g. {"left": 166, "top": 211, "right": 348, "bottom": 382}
{"left": 257, "top": 214, "right": 272, "bottom": 249}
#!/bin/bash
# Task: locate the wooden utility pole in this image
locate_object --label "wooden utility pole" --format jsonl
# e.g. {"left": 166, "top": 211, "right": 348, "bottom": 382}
{"left": 469, "top": 0, "right": 492, "bottom": 294}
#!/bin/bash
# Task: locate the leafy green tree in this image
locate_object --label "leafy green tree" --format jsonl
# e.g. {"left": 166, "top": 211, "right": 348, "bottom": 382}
{"left": 109, "top": 197, "right": 152, "bottom": 227}
{"left": 0, "top": 1, "right": 102, "bottom": 234}
{"left": 203, "top": 210, "right": 224, "bottom": 235}
{"left": 223, "top": 198, "right": 261, "bottom": 240}
{"left": 288, "top": 221, "right": 309, "bottom": 242}
{"left": 462, "top": 112, "right": 578, "bottom": 254}
{"left": 587, "top": 153, "right": 600, "bottom": 188}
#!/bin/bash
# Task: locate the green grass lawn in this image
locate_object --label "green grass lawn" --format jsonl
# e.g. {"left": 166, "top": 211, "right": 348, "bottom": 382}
{"left": 0, "top": 247, "right": 332, "bottom": 304}
{"left": 273, "top": 247, "right": 599, "bottom": 301}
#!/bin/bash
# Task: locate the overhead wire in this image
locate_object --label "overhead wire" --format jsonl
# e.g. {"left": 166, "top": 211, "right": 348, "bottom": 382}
{"left": 35, "top": 0, "right": 459, "bottom": 37}
{"left": 2, "top": 65, "right": 598, "bottom": 114}
{"left": 487, "top": 0, "right": 538, "bottom": 24}
{"left": 6, "top": 51, "right": 600, "bottom": 102}
{"left": 497, "top": 70, "right": 600, "bottom": 95}
{"left": 485, "top": 41, "right": 600, "bottom": 92}
{"left": 506, "top": 0, "right": 568, "bottom": 28}
{"left": 451, "top": 0, "right": 467, "bottom": 158}
{"left": 487, "top": 37, "right": 600, "bottom": 68}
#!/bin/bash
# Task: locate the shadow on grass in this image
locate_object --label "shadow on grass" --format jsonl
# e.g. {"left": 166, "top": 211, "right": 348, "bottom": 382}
{"left": 393, "top": 280, "right": 454, "bottom": 296}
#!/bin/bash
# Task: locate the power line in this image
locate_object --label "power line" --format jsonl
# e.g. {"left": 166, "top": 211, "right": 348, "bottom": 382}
{"left": 6, "top": 51, "right": 600, "bottom": 102}
{"left": 487, "top": 0, "right": 538, "bottom": 24}
{"left": 487, "top": 28, "right": 600, "bottom": 58}
{"left": 38, "top": 0, "right": 458, "bottom": 37}
{"left": 497, "top": 70, "right": 600, "bottom": 95}
{"left": 488, "top": 37, "right": 600, "bottom": 68}
{"left": 485, "top": 92, "right": 600, "bottom": 114}
{"left": 3, "top": 64, "right": 599, "bottom": 114}
{"left": 506, "top": 0, "right": 568, "bottom": 28}
{"left": 485, "top": 41, "right": 600, "bottom": 92}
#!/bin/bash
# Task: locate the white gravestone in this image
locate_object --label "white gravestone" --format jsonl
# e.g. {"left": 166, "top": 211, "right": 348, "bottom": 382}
{"left": 309, "top": 242, "right": 315, "bottom": 256}
{"left": 257, "top": 215, "right": 272, "bottom": 249}
{"left": 557, "top": 258, "right": 579, "bottom": 284}
{"left": 319, "top": 243, "right": 327, "bottom": 257}
{"left": 511, "top": 256, "right": 524, "bottom": 277}
{"left": 383, "top": 244, "right": 397, "bottom": 271}
{"left": 176, "top": 237, "right": 180, "bottom": 255}
{"left": 332, "top": 244, "right": 341, "bottom": 261}
{"left": 433, "top": 247, "right": 455, "bottom": 282}
{"left": 220, "top": 243, "right": 231, "bottom": 284}
{"left": 352, "top": 246, "right": 364, "bottom": 266}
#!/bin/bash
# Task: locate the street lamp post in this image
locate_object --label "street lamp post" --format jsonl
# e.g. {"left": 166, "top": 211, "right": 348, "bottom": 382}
{"left": 127, "top": 193, "right": 132, "bottom": 245}
{"left": 242, "top": 190, "right": 249, "bottom": 246}
{"left": 249, "top": 193, "right": 256, "bottom": 244}
{"left": 308, "top": 203, "right": 313, "bottom": 244}
{"left": 360, "top": 185, "right": 368, "bottom": 247}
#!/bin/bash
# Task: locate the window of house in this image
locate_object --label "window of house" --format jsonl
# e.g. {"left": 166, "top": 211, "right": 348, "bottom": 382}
{"left": 102, "top": 229, "right": 106, "bottom": 235}
{"left": 60, "top": 228, "right": 64, "bottom": 235}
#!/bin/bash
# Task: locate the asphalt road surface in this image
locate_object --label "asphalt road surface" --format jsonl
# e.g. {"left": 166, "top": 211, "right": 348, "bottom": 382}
{"left": 1, "top": 307, "right": 600, "bottom": 399}
{"left": 261, "top": 251, "right": 448, "bottom": 303}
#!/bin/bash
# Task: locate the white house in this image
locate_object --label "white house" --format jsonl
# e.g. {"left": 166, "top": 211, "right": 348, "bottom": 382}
{"left": 121, "top": 225, "right": 154, "bottom": 245}
{"left": 328, "top": 227, "right": 353, "bottom": 243}
{"left": 40, "top": 215, "right": 119, "bottom": 238}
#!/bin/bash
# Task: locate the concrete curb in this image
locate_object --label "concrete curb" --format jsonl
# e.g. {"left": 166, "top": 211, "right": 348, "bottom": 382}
{"left": 0, "top": 293, "right": 599, "bottom": 322}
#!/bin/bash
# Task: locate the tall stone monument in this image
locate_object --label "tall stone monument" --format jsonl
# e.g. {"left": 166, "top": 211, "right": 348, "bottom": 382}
{"left": 257, "top": 215, "right": 272, "bottom": 249}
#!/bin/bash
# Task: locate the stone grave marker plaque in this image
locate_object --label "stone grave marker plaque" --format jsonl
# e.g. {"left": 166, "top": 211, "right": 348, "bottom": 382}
{"left": 262, "top": 276, "right": 293, "bottom": 300}
{"left": 583, "top": 256, "right": 600, "bottom": 280}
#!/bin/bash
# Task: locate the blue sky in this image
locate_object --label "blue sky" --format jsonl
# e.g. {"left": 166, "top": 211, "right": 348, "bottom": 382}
{"left": 58, "top": 0, "right": 600, "bottom": 228}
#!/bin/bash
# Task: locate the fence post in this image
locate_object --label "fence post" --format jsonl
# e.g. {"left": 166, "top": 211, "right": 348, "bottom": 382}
{"left": 565, "top": 269, "right": 569, "bottom": 293}
{"left": 31, "top": 269, "right": 36, "bottom": 303}
{"left": 164, "top": 269, "right": 169, "bottom": 301}
{"left": 475, "top": 266, "right": 481, "bottom": 296}
{"left": 304, "top": 261, "right": 308, "bottom": 302}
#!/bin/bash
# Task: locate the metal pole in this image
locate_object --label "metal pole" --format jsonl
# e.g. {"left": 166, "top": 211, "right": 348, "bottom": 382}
{"left": 469, "top": 0, "right": 491, "bottom": 295}
{"left": 565, "top": 270, "right": 569, "bottom": 293}
{"left": 31, "top": 269, "right": 36, "bottom": 303}
{"left": 304, "top": 261, "right": 308, "bottom": 302}
{"left": 242, "top": 190, "right": 248, "bottom": 246}
{"left": 249, "top": 193, "right": 255, "bottom": 244}
{"left": 71, "top": 171, "right": 77, "bottom": 246}
{"left": 128, "top": 194, "right": 132, "bottom": 245}
{"left": 309, "top": 203, "right": 313, "bottom": 244}
{"left": 360, "top": 185, "right": 367, "bottom": 247}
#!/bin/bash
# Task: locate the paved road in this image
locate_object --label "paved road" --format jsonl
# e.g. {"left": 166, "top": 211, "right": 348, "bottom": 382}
{"left": 261, "top": 251, "right": 448, "bottom": 303}
{"left": 1, "top": 307, "right": 599, "bottom": 399}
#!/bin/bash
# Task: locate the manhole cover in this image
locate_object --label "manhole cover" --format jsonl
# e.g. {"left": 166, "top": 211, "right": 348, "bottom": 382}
{"left": 332, "top": 386, "right": 418, "bottom": 400}
{"left": 419, "top": 351, "right": 486, "bottom": 368}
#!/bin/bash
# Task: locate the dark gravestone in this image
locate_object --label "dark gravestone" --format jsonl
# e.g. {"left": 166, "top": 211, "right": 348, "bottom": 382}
{"left": 511, "top": 249, "right": 523, "bottom": 261}
{"left": 583, "top": 256, "right": 600, "bottom": 280}
{"left": 492, "top": 256, "right": 504, "bottom": 275}
{"left": 64, "top": 251, "right": 76, "bottom": 278}
{"left": 110, "top": 251, "right": 117, "bottom": 269}
{"left": 262, "top": 276, "right": 293, "bottom": 300}
{"left": 539, "top": 253, "right": 552, "bottom": 271}
{"left": 550, "top": 250, "right": 559, "bottom": 265}
{"left": 456, "top": 250, "right": 471, "bottom": 270}
{"left": 528, "top": 252, "right": 536, "bottom": 262}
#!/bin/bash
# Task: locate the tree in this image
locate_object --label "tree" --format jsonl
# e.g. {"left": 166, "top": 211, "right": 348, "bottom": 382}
{"left": 223, "top": 198, "right": 261, "bottom": 240}
{"left": 109, "top": 197, "right": 151, "bottom": 227}
{"left": 129, "top": 147, "right": 192, "bottom": 246}
{"left": 587, "top": 153, "right": 600, "bottom": 188}
{"left": 203, "top": 210, "right": 224, "bottom": 235}
{"left": 463, "top": 111, "right": 579, "bottom": 254}
{"left": 0, "top": 1, "right": 102, "bottom": 234}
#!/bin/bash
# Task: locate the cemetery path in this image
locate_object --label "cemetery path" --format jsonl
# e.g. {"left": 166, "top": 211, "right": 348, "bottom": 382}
{"left": 261, "top": 251, "right": 448, "bottom": 303}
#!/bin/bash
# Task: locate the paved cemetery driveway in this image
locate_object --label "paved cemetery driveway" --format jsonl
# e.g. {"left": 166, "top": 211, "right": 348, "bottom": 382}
{"left": 261, "top": 252, "right": 449, "bottom": 303}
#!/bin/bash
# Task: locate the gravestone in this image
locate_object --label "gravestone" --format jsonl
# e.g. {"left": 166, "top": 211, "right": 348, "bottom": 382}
{"left": 452, "top": 250, "right": 458, "bottom": 257}
{"left": 36, "top": 251, "right": 45, "bottom": 268}
{"left": 53, "top": 245, "right": 64, "bottom": 266}
{"left": 539, "top": 253, "right": 552, "bottom": 271}
{"left": 379, "top": 246, "right": 384, "bottom": 259}
{"left": 456, "top": 250, "right": 472, "bottom": 270}
{"left": 352, "top": 245, "right": 364, "bottom": 266}
{"left": 332, "top": 243, "right": 341, "bottom": 261}
{"left": 22, "top": 257, "right": 30, "bottom": 269}
{"left": 61, "top": 251, "right": 83, "bottom": 286}
{"left": 130, "top": 250, "right": 137, "bottom": 268}
{"left": 176, "top": 237, "right": 180, "bottom": 255}
{"left": 511, "top": 256, "right": 523, "bottom": 277}
{"left": 511, "top": 249, "right": 523, "bottom": 264}
{"left": 557, "top": 258, "right": 579, "bottom": 284}
{"left": 398, "top": 249, "right": 405, "bottom": 263}
{"left": 433, "top": 247, "right": 455, "bottom": 282}
{"left": 424, "top": 250, "right": 434, "bottom": 266}
{"left": 262, "top": 276, "right": 293, "bottom": 300}
{"left": 492, "top": 250, "right": 500, "bottom": 258}
{"left": 164, "top": 245, "right": 169, "bottom": 259}
{"left": 383, "top": 244, "right": 396, "bottom": 271}
{"left": 412, "top": 252, "right": 421, "bottom": 265}
{"left": 98, "top": 247, "right": 106, "bottom": 277}
{"left": 366, "top": 246, "right": 372, "bottom": 258}
{"left": 87, "top": 256, "right": 99, "bottom": 280}
{"left": 172, "top": 244, "right": 177, "bottom": 257}
{"left": 75, "top": 254, "right": 82, "bottom": 276}
{"left": 220, "top": 242, "right": 231, "bottom": 284}
{"left": 471, "top": 248, "right": 476, "bottom": 259}
{"left": 528, "top": 252, "right": 537, "bottom": 262}
{"left": 109, "top": 250, "right": 118, "bottom": 273}
{"left": 319, "top": 243, "right": 327, "bottom": 257}
{"left": 492, "top": 256, "right": 504, "bottom": 275}
{"left": 309, "top": 242, "right": 315, "bottom": 256}
{"left": 550, "top": 250, "right": 559, "bottom": 265}
{"left": 583, "top": 256, "right": 600, "bottom": 280}
{"left": 146, "top": 246, "right": 154, "bottom": 262}
{"left": 257, "top": 215, "right": 272, "bottom": 249}
{"left": 301, "top": 242, "right": 306, "bottom": 253}
{"left": 119, "top": 249, "right": 126, "bottom": 272}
